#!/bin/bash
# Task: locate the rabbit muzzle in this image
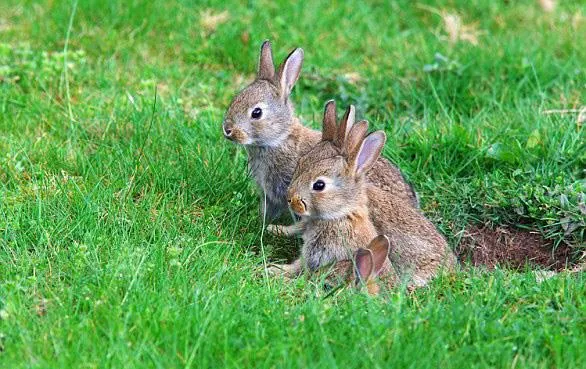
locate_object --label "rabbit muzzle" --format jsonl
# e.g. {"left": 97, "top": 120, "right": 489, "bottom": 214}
{"left": 222, "top": 121, "right": 249, "bottom": 144}
{"left": 288, "top": 194, "right": 308, "bottom": 216}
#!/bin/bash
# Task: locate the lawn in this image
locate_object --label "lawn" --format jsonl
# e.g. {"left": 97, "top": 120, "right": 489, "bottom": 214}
{"left": 1, "top": 0, "right": 585, "bottom": 368}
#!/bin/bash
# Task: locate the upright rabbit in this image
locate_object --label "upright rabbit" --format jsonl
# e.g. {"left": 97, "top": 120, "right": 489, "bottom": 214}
{"left": 269, "top": 104, "right": 397, "bottom": 277}
{"left": 272, "top": 102, "right": 457, "bottom": 288}
{"left": 222, "top": 41, "right": 418, "bottom": 220}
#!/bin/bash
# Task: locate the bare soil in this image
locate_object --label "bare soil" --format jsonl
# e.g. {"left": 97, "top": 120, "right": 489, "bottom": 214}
{"left": 456, "top": 225, "right": 576, "bottom": 271}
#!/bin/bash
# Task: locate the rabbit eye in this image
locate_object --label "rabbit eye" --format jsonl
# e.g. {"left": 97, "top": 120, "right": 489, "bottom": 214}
{"left": 251, "top": 107, "right": 262, "bottom": 119}
{"left": 312, "top": 180, "right": 325, "bottom": 191}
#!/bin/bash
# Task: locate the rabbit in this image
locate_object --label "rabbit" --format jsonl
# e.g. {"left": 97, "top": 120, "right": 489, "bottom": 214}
{"left": 223, "top": 41, "right": 319, "bottom": 220}
{"left": 222, "top": 41, "right": 418, "bottom": 221}
{"left": 318, "top": 235, "right": 399, "bottom": 296}
{"left": 271, "top": 103, "right": 457, "bottom": 288}
{"left": 268, "top": 105, "right": 398, "bottom": 277}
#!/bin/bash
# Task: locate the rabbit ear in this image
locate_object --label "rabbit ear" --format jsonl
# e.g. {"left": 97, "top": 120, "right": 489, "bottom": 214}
{"left": 257, "top": 40, "right": 275, "bottom": 80}
{"left": 354, "top": 248, "right": 374, "bottom": 284}
{"left": 367, "top": 235, "right": 390, "bottom": 276}
{"left": 335, "top": 105, "right": 355, "bottom": 148}
{"left": 322, "top": 100, "right": 337, "bottom": 142}
{"left": 277, "top": 48, "right": 304, "bottom": 99}
{"left": 345, "top": 120, "right": 369, "bottom": 156}
{"left": 350, "top": 131, "right": 386, "bottom": 177}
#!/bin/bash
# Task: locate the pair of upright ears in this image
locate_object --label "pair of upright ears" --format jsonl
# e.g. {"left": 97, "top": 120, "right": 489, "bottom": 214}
{"left": 322, "top": 100, "right": 387, "bottom": 177}
{"left": 257, "top": 40, "right": 303, "bottom": 100}
{"left": 354, "top": 235, "right": 391, "bottom": 285}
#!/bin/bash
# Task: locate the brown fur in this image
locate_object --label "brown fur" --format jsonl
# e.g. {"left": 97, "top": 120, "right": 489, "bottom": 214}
{"left": 301, "top": 208, "right": 378, "bottom": 271}
{"left": 367, "top": 185, "right": 457, "bottom": 287}
{"left": 245, "top": 120, "right": 320, "bottom": 218}
{"left": 223, "top": 41, "right": 418, "bottom": 220}
{"left": 269, "top": 112, "right": 391, "bottom": 276}
{"left": 268, "top": 147, "right": 383, "bottom": 276}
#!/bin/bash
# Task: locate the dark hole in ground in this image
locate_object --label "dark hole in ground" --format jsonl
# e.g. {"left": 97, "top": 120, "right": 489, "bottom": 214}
{"left": 456, "top": 225, "right": 576, "bottom": 271}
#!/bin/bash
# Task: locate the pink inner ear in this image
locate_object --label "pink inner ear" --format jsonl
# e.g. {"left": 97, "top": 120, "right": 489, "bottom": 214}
{"left": 283, "top": 49, "right": 303, "bottom": 90}
{"left": 355, "top": 248, "right": 374, "bottom": 283}
{"left": 369, "top": 235, "right": 390, "bottom": 275}
{"left": 356, "top": 134, "right": 383, "bottom": 172}
{"left": 356, "top": 147, "right": 370, "bottom": 169}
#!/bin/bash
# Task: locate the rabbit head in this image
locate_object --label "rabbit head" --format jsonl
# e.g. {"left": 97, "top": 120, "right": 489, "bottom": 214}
{"left": 287, "top": 101, "right": 386, "bottom": 220}
{"left": 321, "top": 235, "right": 392, "bottom": 295}
{"left": 223, "top": 40, "right": 304, "bottom": 146}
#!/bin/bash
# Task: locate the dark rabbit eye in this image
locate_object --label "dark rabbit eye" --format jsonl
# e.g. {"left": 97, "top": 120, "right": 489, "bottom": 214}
{"left": 251, "top": 107, "right": 262, "bottom": 119}
{"left": 312, "top": 180, "right": 325, "bottom": 191}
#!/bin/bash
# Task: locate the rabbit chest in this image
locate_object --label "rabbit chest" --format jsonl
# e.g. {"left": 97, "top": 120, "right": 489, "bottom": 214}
{"left": 301, "top": 216, "right": 377, "bottom": 271}
{"left": 246, "top": 145, "right": 297, "bottom": 205}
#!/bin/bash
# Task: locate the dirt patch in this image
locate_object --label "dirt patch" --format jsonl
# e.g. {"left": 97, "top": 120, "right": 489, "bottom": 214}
{"left": 456, "top": 225, "right": 575, "bottom": 271}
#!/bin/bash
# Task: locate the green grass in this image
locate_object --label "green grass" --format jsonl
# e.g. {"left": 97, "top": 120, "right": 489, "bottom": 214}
{"left": 1, "top": 0, "right": 585, "bottom": 368}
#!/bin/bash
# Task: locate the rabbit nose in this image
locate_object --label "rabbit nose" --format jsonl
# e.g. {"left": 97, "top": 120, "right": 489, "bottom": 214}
{"left": 223, "top": 124, "right": 233, "bottom": 137}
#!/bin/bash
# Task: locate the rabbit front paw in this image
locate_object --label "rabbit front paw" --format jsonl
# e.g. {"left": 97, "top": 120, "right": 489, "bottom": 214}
{"left": 266, "top": 259, "right": 302, "bottom": 279}
{"left": 266, "top": 224, "right": 284, "bottom": 236}
{"left": 266, "top": 223, "right": 303, "bottom": 237}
